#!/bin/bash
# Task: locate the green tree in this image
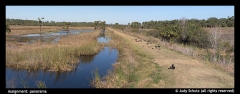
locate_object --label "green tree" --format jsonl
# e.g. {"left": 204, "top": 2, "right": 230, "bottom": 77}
{"left": 100, "top": 21, "right": 106, "bottom": 30}
{"left": 41, "top": 17, "right": 44, "bottom": 26}
{"left": 66, "top": 22, "right": 70, "bottom": 32}
{"left": 6, "top": 23, "right": 11, "bottom": 33}
{"left": 94, "top": 21, "right": 100, "bottom": 29}
{"left": 207, "top": 17, "right": 218, "bottom": 28}
{"left": 114, "top": 23, "right": 119, "bottom": 29}
{"left": 38, "top": 18, "right": 42, "bottom": 32}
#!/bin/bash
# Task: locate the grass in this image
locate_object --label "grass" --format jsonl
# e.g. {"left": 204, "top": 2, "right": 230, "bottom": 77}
{"left": 35, "top": 80, "right": 47, "bottom": 88}
{"left": 6, "top": 78, "right": 46, "bottom": 88}
{"left": 122, "top": 27, "right": 234, "bottom": 74}
{"left": 6, "top": 77, "right": 17, "bottom": 88}
{"left": 150, "top": 63, "right": 162, "bottom": 84}
{"left": 6, "top": 25, "right": 94, "bottom": 36}
{"left": 20, "top": 78, "right": 29, "bottom": 88}
{"left": 91, "top": 28, "right": 164, "bottom": 88}
{"left": 6, "top": 27, "right": 104, "bottom": 72}
{"left": 92, "top": 27, "right": 234, "bottom": 88}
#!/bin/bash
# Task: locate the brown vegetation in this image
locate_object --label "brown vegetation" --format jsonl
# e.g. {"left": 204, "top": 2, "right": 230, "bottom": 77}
{"left": 6, "top": 26, "right": 103, "bottom": 71}
{"left": 6, "top": 25, "right": 94, "bottom": 35}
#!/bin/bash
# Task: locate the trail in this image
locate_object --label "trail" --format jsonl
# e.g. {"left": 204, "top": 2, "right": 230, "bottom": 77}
{"left": 107, "top": 27, "right": 234, "bottom": 88}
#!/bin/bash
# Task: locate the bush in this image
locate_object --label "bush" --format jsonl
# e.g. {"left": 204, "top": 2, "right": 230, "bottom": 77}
{"left": 6, "top": 24, "right": 11, "bottom": 33}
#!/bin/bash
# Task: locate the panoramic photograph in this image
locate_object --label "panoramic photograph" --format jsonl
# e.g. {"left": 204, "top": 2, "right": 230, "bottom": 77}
{"left": 6, "top": 6, "right": 234, "bottom": 89}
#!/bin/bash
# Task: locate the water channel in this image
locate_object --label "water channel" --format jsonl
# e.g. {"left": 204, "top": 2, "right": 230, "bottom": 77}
{"left": 6, "top": 30, "right": 118, "bottom": 88}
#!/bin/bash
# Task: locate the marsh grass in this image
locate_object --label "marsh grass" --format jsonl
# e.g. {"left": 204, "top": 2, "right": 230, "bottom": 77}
{"left": 6, "top": 77, "right": 17, "bottom": 88}
{"left": 6, "top": 29, "right": 103, "bottom": 71}
{"left": 7, "top": 26, "right": 61, "bottom": 35}
{"left": 20, "top": 78, "right": 29, "bottom": 88}
{"left": 35, "top": 80, "right": 47, "bottom": 88}
{"left": 6, "top": 26, "right": 94, "bottom": 36}
{"left": 91, "top": 68, "right": 101, "bottom": 88}
{"left": 6, "top": 77, "right": 47, "bottom": 88}
{"left": 91, "top": 29, "right": 163, "bottom": 88}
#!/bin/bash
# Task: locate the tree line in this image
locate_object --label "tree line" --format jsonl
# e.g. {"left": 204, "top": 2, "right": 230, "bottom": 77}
{"left": 129, "top": 16, "right": 234, "bottom": 29}
{"left": 6, "top": 18, "right": 95, "bottom": 27}
{"left": 111, "top": 16, "right": 234, "bottom": 52}
{"left": 110, "top": 16, "right": 234, "bottom": 65}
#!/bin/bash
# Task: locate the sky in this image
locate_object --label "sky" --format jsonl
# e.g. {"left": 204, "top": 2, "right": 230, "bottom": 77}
{"left": 6, "top": 6, "right": 234, "bottom": 25}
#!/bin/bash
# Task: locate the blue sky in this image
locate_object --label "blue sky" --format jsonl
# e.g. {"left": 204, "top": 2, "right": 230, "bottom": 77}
{"left": 6, "top": 6, "right": 234, "bottom": 25}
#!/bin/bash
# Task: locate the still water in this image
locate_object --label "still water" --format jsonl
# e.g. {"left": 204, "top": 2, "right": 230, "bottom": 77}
{"left": 6, "top": 30, "right": 93, "bottom": 44}
{"left": 6, "top": 31, "right": 119, "bottom": 88}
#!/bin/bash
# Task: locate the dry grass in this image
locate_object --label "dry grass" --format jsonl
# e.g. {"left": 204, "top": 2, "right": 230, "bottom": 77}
{"left": 104, "top": 27, "right": 234, "bottom": 88}
{"left": 91, "top": 28, "right": 163, "bottom": 88}
{"left": 122, "top": 28, "right": 234, "bottom": 74}
{"left": 6, "top": 28, "right": 103, "bottom": 71}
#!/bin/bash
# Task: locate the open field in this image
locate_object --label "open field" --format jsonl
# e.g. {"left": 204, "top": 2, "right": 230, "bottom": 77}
{"left": 92, "top": 27, "right": 234, "bottom": 88}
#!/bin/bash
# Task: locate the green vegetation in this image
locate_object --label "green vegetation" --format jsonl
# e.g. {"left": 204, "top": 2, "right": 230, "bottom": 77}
{"left": 35, "top": 80, "right": 47, "bottom": 88}
{"left": 6, "top": 23, "right": 11, "bottom": 33}
{"left": 20, "top": 78, "right": 29, "bottom": 88}
{"left": 94, "top": 20, "right": 106, "bottom": 30}
{"left": 38, "top": 17, "right": 43, "bottom": 32}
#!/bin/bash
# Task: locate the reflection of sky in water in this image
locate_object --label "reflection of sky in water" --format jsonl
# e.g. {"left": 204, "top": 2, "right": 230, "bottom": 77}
{"left": 6, "top": 47, "right": 118, "bottom": 88}
{"left": 22, "top": 30, "right": 92, "bottom": 37}
{"left": 97, "top": 37, "right": 111, "bottom": 43}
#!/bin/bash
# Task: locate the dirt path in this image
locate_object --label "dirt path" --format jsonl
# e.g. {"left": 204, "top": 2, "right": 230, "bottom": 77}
{"left": 107, "top": 28, "right": 234, "bottom": 88}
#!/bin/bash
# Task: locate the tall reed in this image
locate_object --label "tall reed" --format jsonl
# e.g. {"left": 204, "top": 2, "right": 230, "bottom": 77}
{"left": 6, "top": 30, "right": 103, "bottom": 71}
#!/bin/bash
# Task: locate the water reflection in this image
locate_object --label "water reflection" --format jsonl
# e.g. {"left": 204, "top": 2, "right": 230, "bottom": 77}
{"left": 79, "top": 55, "right": 95, "bottom": 63}
{"left": 6, "top": 30, "right": 93, "bottom": 44}
{"left": 97, "top": 30, "right": 110, "bottom": 43}
{"left": 6, "top": 46, "right": 118, "bottom": 88}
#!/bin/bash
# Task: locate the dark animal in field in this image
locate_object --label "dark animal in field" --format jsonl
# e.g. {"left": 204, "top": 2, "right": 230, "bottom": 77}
{"left": 168, "top": 64, "right": 175, "bottom": 70}
{"left": 157, "top": 46, "right": 161, "bottom": 50}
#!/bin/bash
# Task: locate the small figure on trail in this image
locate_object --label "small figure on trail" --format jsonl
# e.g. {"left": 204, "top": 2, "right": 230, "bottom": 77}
{"left": 168, "top": 64, "right": 175, "bottom": 70}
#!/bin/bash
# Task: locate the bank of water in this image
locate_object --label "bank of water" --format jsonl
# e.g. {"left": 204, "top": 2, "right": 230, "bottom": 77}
{"left": 6, "top": 30, "right": 93, "bottom": 44}
{"left": 6, "top": 32, "right": 118, "bottom": 88}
